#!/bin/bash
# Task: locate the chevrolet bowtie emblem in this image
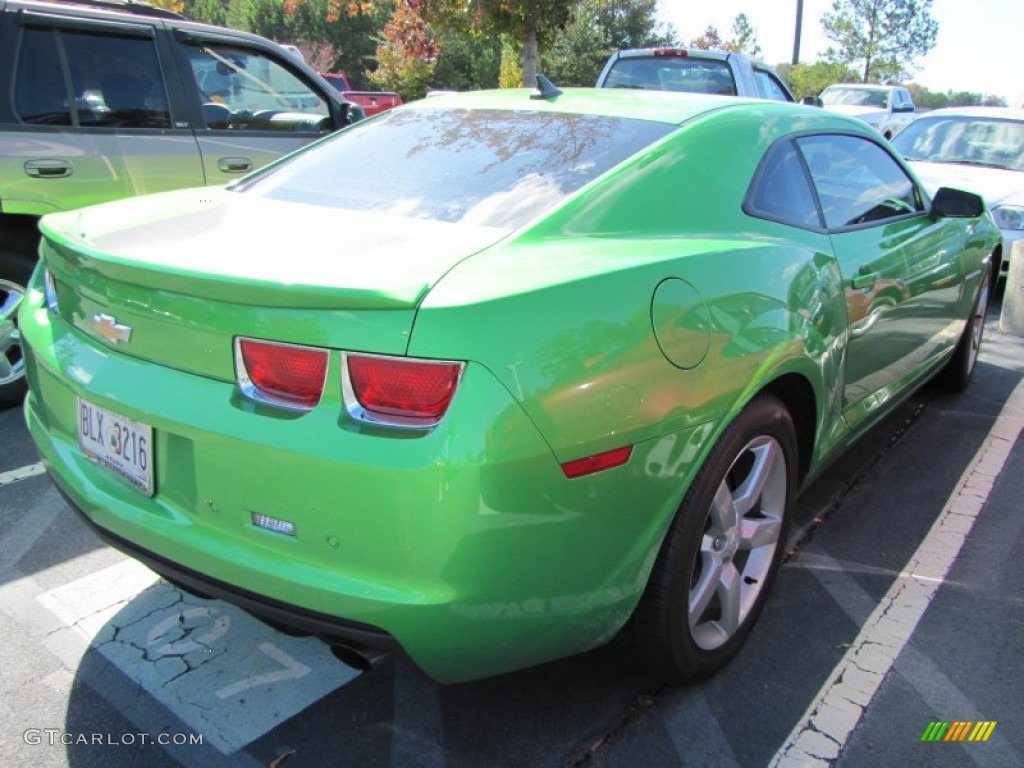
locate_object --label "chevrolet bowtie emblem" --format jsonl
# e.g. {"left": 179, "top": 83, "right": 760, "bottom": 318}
{"left": 92, "top": 313, "right": 133, "bottom": 344}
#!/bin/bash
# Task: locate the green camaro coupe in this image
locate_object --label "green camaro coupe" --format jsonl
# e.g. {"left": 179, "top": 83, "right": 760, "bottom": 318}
{"left": 19, "top": 87, "right": 998, "bottom": 684}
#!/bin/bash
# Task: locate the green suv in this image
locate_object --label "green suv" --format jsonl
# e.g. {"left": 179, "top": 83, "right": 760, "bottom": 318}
{"left": 0, "top": 0, "right": 361, "bottom": 405}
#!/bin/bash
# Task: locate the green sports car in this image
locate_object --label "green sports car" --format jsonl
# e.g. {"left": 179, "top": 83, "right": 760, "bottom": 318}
{"left": 19, "top": 87, "right": 998, "bottom": 684}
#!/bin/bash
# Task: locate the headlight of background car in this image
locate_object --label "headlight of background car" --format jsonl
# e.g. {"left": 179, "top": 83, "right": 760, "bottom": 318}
{"left": 992, "top": 205, "right": 1024, "bottom": 230}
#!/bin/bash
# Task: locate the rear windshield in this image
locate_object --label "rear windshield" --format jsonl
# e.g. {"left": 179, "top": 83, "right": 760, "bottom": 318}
{"left": 241, "top": 108, "right": 674, "bottom": 228}
{"left": 602, "top": 57, "right": 737, "bottom": 96}
{"left": 821, "top": 87, "right": 887, "bottom": 109}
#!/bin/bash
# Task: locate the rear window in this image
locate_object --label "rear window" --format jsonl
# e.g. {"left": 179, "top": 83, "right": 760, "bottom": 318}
{"left": 601, "top": 57, "right": 737, "bottom": 96}
{"left": 242, "top": 108, "right": 674, "bottom": 228}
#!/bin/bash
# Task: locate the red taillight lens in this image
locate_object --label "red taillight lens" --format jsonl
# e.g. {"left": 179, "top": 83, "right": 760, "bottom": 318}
{"left": 237, "top": 338, "right": 329, "bottom": 410}
{"left": 653, "top": 47, "right": 687, "bottom": 57}
{"left": 345, "top": 354, "right": 463, "bottom": 425}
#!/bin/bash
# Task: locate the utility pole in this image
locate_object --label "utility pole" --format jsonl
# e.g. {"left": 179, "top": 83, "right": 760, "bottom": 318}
{"left": 792, "top": 0, "right": 804, "bottom": 65}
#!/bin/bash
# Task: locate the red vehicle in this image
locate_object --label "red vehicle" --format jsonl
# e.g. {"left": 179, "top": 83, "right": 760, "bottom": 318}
{"left": 320, "top": 72, "right": 402, "bottom": 117}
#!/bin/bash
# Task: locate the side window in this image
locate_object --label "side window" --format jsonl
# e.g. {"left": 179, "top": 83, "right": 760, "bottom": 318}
{"left": 61, "top": 30, "right": 170, "bottom": 128}
{"left": 754, "top": 70, "right": 792, "bottom": 102}
{"left": 186, "top": 45, "right": 329, "bottom": 132}
{"left": 797, "top": 134, "right": 923, "bottom": 230}
{"left": 13, "top": 25, "right": 169, "bottom": 128}
{"left": 14, "top": 28, "right": 72, "bottom": 125}
{"left": 745, "top": 139, "right": 822, "bottom": 229}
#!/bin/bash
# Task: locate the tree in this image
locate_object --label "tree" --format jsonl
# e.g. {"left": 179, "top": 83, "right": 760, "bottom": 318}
{"left": 690, "top": 25, "right": 724, "bottom": 50}
{"left": 369, "top": 0, "right": 441, "bottom": 99}
{"left": 727, "top": 12, "right": 761, "bottom": 57}
{"left": 541, "top": 0, "right": 676, "bottom": 87}
{"left": 776, "top": 60, "right": 859, "bottom": 99}
{"left": 470, "top": 0, "right": 575, "bottom": 86}
{"left": 821, "top": 0, "right": 938, "bottom": 83}
{"left": 431, "top": 26, "right": 502, "bottom": 91}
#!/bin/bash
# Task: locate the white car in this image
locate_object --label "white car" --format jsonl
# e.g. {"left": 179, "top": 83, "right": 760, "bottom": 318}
{"left": 891, "top": 107, "right": 1024, "bottom": 283}
{"left": 819, "top": 83, "right": 916, "bottom": 139}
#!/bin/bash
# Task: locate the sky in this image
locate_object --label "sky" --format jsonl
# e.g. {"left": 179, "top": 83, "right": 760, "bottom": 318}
{"left": 657, "top": 0, "right": 1023, "bottom": 107}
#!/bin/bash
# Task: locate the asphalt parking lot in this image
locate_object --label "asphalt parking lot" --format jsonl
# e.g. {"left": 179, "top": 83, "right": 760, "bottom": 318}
{"left": 1, "top": 300, "right": 1022, "bottom": 768}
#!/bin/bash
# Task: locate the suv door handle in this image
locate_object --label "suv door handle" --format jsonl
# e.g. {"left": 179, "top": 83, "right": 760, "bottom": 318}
{"left": 24, "top": 160, "right": 72, "bottom": 178}
{"left": 218, "top": 157, "right": 253, "bottom": 174}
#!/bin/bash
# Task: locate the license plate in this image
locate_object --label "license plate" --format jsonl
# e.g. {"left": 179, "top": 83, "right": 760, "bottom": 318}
{"left": 77, "top": 397, "right": 154, "bottom": 496}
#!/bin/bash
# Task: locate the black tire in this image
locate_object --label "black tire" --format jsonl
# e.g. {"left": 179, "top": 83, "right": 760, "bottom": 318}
{"left": 0, "top": 278, "right": 27, "bottom": 409}
{"left": 937, "top": 263, "right": 992, "bottom": 392}
{"left": 630, "top": 394, "right": 797, "bottom": 684}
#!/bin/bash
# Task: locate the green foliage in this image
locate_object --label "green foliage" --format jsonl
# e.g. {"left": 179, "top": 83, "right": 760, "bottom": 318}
{"left": 906, "top": 83, "right": 1008, "bottom": 109}
{"left": 369, "top": 0, "right": 440, "bottom": 99}
{"left": 727, "top": 13, "right": 761, "bottom": 57}
{"left": 821, "top": 0, "right": 938, "bottom": 82}
{"left": 776, "top": 60, "right": 860, "bottom": 98}
{"left": 431, "top": 27, "right": 502, "bottom": 91}
{"left": 540, "top": 0, "right": 675, "bottom": 87}
{"left": 498, "top": 35, "right": 523, "bottom": 88}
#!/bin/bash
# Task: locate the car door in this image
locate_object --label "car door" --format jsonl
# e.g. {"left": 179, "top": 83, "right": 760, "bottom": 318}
{"left": 2, "top": 12, "right": 205, "bottom": 216}
{"left": 797, "top": 133, "right": 964, "bottom": 430}
{"left": 174, "top": 37, "right": 336, "bottom": 183}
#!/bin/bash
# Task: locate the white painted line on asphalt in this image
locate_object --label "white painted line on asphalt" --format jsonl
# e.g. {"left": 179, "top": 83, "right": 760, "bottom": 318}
{"left": 0, "top": 461, "right": 45, "bottom": 489}
{"left": 37, "top": 558, "right": 362, "bottom": 754}
{"left": 797, "top": 545, "right": 1022, "bottom": 766}
{"left": 771, "top": 379, "right": 1024, "bottom": 767}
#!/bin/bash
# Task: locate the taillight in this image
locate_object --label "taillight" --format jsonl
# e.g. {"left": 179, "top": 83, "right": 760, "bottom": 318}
{"left": 653, "top": 47, "right": 688, "bottom": 57}
{"left": 235, "top": 337, "right": 329, "bottom": 410}
{"left": 344, "top": 353, "right": 463, "bottom": 427}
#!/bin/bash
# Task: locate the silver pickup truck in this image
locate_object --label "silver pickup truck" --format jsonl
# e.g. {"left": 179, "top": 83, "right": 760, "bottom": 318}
{"left": 595, "top": 47, "right": 795, "bottom": 102}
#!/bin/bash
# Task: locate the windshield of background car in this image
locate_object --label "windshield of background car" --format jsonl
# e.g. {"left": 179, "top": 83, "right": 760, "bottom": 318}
{"left": 241, "top": 108, "right": 675, "bottom": 228}
{"left": 892, "top": 116, "right": 1024, "bottom": 172}
{"left": 601, "top": 57, "right": 737, "bottom": 96}
{"left": 821, "top": 87, "right": 887, "bottom": 108}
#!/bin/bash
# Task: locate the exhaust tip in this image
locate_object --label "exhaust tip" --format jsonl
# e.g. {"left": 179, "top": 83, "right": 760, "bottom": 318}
{"left": 330, "top": 642, "right": 387, "bottom": 671}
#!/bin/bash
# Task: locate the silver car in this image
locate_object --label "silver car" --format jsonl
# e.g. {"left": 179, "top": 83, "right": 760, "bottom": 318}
{"left": 891, "top": 107, "right": 1024, "bottom": 283}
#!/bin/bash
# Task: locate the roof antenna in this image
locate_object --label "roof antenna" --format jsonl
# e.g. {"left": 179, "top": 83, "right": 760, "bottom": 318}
{"left": 531, "top": 74, "right": 563, "bottom": 100}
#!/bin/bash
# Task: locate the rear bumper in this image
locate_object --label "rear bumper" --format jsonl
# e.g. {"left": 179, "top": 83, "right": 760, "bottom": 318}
{"left": 20, "top": 277, "right": 694, "bottom": 682}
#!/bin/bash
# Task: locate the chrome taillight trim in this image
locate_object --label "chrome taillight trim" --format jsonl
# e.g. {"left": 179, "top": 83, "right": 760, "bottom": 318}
{"left": 43, "top": 270, "right": 60, "bottom": 315}
{"left": 340, "top": 351, "right": 465, "bottom": 430}
{"left": 234, "top": 336, "right": 330, "bottom": 412}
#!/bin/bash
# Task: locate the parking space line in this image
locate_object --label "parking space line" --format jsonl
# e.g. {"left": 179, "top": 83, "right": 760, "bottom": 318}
{"left": 795, "top": 545, "right": 1021, "bottom": 766}
{"left": 0, "top": 461, "right": 46, "bottom": 489}
{"left": 771, "top": 379, "right": 1024, "bottom": 767}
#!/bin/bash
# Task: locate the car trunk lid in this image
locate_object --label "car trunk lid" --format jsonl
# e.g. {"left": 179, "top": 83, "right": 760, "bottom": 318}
{"left": 40, "top": 188, "right": 507, "bottom": 382}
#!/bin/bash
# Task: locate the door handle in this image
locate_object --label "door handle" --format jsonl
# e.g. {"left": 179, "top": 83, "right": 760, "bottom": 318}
{"left": 218, "top": 157, "right": 253, "bottom": 174}
{"left": 24, "top": 159, "right": 72, "bottom": 178}
{"left": 852, "top": 272, "right": 879, "bottom": 290}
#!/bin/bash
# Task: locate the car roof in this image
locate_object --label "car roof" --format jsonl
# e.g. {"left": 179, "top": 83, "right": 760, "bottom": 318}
{"left": 402, "top": 86, "right": 791, "bottom": 125}
{"left": 825, "top": 83, "right": 900, "bottom": 91}
{"left": 912, "top": 106, "right": 1024, "bottom": 121}
{"left": 9, "top": 0, "right": 280, "bottom": 45}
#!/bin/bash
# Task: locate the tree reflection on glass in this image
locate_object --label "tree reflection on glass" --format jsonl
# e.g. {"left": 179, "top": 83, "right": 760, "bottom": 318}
{"left": 245, "top": 107, "right": 671, "bottom": 229}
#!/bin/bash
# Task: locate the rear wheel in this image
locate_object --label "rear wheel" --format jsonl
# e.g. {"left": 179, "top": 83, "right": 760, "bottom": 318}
{"left": 0, "top": 278, "right": 27, "bottom": 409}
{"left": 937, "top": 264, "right": 991, "bottom": 392}
{"left": 631, "top": 394, "right": 796, "bottom": 684}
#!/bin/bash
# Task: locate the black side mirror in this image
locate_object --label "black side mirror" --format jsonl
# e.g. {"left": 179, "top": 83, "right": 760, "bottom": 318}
{"left": 932, "top": 187, "right": 985, "bottom": 218}
{"left": 802, "top": 96, "right": 823, "bottom": 108}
